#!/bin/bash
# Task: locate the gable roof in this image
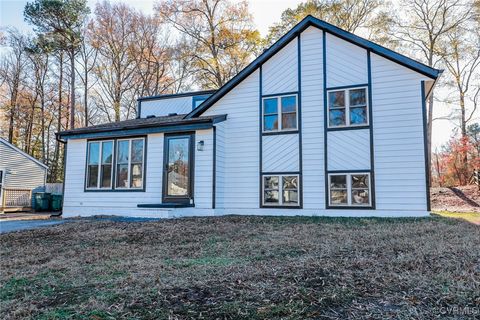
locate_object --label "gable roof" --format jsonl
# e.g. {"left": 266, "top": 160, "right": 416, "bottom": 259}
{"left": 0, "top": 137, "right": 48, "bottom": 169}
{"left": 186, "top": 15, "right": 442, "bottom": 119}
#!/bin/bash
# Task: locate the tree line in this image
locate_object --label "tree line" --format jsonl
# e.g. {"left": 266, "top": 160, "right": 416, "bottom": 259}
{"left": 0, "top": 0, "right": 478, "bottom": 186}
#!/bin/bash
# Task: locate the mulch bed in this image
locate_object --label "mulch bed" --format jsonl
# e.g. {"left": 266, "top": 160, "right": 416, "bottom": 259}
{"left": 431, "top": 185, "right": 480, "bottom": 213}
{"left": 1, "top": 216, "right": 479, "bottom": 319}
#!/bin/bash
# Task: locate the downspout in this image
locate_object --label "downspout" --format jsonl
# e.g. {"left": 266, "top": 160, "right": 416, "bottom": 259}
{"left": 53, "top": 133, "right": 67, "bottom": 217}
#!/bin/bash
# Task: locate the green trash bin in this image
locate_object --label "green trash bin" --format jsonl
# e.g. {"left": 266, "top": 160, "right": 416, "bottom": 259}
{"left": 34, "top": 192, "right": 51, "bottom": 211}
{"left": 51, "top": 194, "right": 63, "bottom": 211}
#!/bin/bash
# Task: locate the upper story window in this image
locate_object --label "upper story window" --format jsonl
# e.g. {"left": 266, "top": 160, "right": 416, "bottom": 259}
{"left": 86, "top": 137, "right": 145, "bottom": 191}
{"left": 328, "top": 87, "right": 368, "bottom": 128}
{"left": 328, "top": 172, "right": 371, "bottom": 207}
{"left": 262, "top": 95, "right": 298, "bottom": 132}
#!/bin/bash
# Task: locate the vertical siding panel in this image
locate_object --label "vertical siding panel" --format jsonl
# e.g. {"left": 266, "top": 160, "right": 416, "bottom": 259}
{"left": 262, "top": 40, "right": 298, "bottom": 95}
{"left": 326, "top": 33, "right": 368, "bottom": 87}
{"left": 371, "top": 53, "right": 429, "bottom": 211}
{"left": 300, "top": 27, "right": 325, "bottom": 209}
{"left": 194, "top": 129, "right": 213, "bottom": 208}
{"left": 203, "top": 71, "right": 260, "bottom": 208}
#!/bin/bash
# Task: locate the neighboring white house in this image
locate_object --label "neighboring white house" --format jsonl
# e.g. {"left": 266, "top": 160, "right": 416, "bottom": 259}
{"left": 0, "top": 137, "right": 48, "bottom": 211}
{"left": 58, "top": 16, "right": 442, "bottom": 218}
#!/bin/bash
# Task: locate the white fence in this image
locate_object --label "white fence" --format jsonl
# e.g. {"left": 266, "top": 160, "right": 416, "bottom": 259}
{"left": 45, "top": 183, "right": 63, "bottom": 194}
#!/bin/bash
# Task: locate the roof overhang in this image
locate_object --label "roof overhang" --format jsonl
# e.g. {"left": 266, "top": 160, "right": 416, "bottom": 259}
{"left": 58, "top": 114, "right": 227, "bottom": 140}
{"left": 186, "top": 15, "right": 442, "bottom": 119}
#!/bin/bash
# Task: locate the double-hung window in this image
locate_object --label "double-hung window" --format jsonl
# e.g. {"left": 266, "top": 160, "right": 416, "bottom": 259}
{"left": 263, "top": 175, "right": 299, "bottom": 206}
{"left": 116, "top": 138, "right": 145, "bottom": 189}
{"left": 86, "top": 140, "right": 114, "bottom": 189}
{"left": 328, "top": 87, "right": 368, "bottom": 128}
{"left": 328, "top": 173, "right": 371, "bottom": 207}
{"left": 86, "top": 137, "right": 145, "bottom": 190}
{"left": 262, "top": 95, "right": 298, "bottom": 132}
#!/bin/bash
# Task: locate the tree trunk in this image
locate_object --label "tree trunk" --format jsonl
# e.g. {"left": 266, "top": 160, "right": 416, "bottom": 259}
{"left": 70, "top": 48, "right": 76, "bottom": 130}
{"left": 84, "top": 64, "right": 88, "bottom": 127}
{"left": 53, "top": 53, "right": 64, "bottom": 181}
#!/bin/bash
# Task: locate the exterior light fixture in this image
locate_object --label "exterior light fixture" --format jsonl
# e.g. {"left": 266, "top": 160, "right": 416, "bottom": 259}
{"left": 197, "top": 140, "right": 205, "bottom": 151}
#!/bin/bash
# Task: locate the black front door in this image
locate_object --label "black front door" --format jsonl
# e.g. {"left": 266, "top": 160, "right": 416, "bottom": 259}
{"left": 163, "top": 133, "right": 194, "bottom": 204}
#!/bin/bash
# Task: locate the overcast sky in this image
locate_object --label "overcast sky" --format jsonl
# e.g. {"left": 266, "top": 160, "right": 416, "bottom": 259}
{"left": 0, "top": 0, "right": 464, "bottom": 149}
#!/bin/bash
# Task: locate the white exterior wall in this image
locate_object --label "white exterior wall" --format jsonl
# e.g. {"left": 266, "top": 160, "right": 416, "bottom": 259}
{"left": 371, "top": 53, "right": 429, "bottom": 211}
{"left": 262, "top": 134, "right": 299, "bottom": 172}
{"left": 262, "top": 40, "right": 298, "bottom": 95}
{"left": 203, "top": 71, "right": 260, "bottom": 209}
{"left": 301, "top": 27, "right": 325, "bottom": 209}
{"left": 326, "top": 33, "right": 368, "bottom": 87}
{"left": 140, "top": 96, "right": 192, "bottom": 117}
{"left": 214, "top": 122, "right": 226, "bottom": 209}
{"left": 327, "top": 129, "right": 371, "bottom": 171}
{"left": 194, "top": 130, "right": 213, "bottom": 209}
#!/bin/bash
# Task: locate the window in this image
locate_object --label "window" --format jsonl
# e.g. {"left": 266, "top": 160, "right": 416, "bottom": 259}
{"left": 328, "top": 173, "right": 371, "bottom": 207}
{"left": 86, "top": 137, "right": 145, "bottom": 190}
{"left": 262, "top": 95, "right": 297, "bottom": 132}
{"left": 116, "top": 138, "right": 145, "bottom": 189}
{"left": 86, "top": 140, "right": 114, "bottom": 189}
{"left": 263, "top": 175, "right": 299, "bottom": 206}
{"left": 328, "top": 87, "right": 368, "bottom": 128}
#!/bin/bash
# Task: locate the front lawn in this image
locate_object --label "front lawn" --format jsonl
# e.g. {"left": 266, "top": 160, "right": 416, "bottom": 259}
{"left": 1, "top": 216, "right": 479, "bottom": 319}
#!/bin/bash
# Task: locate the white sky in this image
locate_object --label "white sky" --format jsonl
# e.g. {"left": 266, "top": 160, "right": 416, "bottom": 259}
{"left": 0, "top": 0, "right": 470, "bottom": 149}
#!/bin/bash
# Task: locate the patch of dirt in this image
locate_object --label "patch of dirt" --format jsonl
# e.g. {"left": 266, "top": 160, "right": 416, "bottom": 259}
{"left": 431, "top": 185, "right": 480, "bottom": 212}
{"left": 1, "top": 216, "right": 479, "bottom": 319}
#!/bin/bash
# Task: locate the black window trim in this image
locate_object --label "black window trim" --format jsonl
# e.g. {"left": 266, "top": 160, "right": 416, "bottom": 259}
{"left": 327, "top": 86, "right": 369, "bottom": 129}
{"left": 261, "top": 173, "right": 300, "bottom": 208}
{"left": 261, "top": 93, "right": 299, "bottom": 133}
{"left": 327, "top": 171, "right": 372, "bottom": 209}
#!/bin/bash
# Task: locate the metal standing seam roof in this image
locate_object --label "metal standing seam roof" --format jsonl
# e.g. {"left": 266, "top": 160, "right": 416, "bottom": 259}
{"left": 186, "top": 15, "right": 443, "bottom": 119}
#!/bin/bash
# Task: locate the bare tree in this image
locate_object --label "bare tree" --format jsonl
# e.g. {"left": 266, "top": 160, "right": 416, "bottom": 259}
{"left": 155, "top": 0, "right": 261, "bottom": 89}
{"left": 392, "top": 0, "right": 471, "bottom": 164}
{"left": 89, "top": 1, "right": 138, "bottom": 122}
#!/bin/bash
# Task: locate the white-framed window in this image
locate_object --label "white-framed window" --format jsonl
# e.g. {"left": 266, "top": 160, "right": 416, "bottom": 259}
{"left": 86, "top": 140, "right": 114, "bottom": 189}
{"left": 263, "top": 174, "right": 299, "bottom": 206}
{"left": 328, "top": 172, "right": 371, "bottom": 207}
{"left": 327, "top": 87, "right": 368, "bottom": 128}
{"left": 115, "top": 138, "right": 145, "bottom": 189}
{"left": 262, "top": 94, "right": 298, "bottom": 132}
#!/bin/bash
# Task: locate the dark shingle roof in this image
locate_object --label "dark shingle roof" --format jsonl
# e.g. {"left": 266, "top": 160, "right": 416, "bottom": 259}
{"left": 58, "top": 114, "right": 226, "bottom": 138}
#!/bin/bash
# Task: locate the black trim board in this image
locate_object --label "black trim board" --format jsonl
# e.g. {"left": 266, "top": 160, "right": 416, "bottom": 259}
{"left": 187, "top": 15, "right": 441, "bottom": 119}
{"left": 421, "top": 81, "right": 432, "bottom": 211}
{"left": 297, "top": 34, "right": 304, "bottom": 209}
{"left": 323, "top": 30, "right": 329, "bottom": 209}
{"left": 212, "top": 126, "right": 216, "bottom": 209}
{"left": 367, "top": 51, "right": 376, "bottom": 210}
{"left": 258, "top": 65, "right": 263, "bottom": 208}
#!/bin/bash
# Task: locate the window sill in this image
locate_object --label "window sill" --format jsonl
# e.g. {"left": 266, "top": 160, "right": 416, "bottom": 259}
{"left": 262, "top": 130, "right": 299, "bottom": 136}
{"left": 326, "top": 205, "right": 374, "bottom": 210}
{"left": 327, "top": 125, "right": 370, "bottom": 132}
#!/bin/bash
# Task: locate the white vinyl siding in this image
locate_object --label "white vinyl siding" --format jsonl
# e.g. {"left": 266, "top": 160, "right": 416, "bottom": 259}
{"left": 262, "top": 134, "right": 299, "bottom": 172}
{"left": 213, "top": 122, "right": 227, "bottom": 209}
{"left": 63, "top": 135, "right": 166, "bottom": 217}
{"left": 300, "top": 26, "right": 325, "bottom": 209}
{"left": 327, "top": 129, "right": 371, "bottom": 171}
{"left": 0, "top": 140, "right": 47, "bottom": 207}
{"left": 140, "top": 96, "right": 192, "bottom": 118}
{"left": 262, "top": 39, "right": 298, "bottom": 95}
{"left": 203, "top": 70, "right": 260, "bottom": 209}
{"left": 326, "top": 33, "right": 368, "bottom": 87}
{"left": 371, "top": 52, "right": 429, "bottom": 211}
{"left": 194, "top": 129, "right": 213, "bottom": 209}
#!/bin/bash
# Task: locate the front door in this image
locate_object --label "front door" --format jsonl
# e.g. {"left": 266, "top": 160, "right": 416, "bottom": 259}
{"left": 163, "top": 134, "right": 194, "bottom": 204}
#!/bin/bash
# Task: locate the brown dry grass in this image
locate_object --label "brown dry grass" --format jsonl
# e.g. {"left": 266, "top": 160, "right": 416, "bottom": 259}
{"left": 1, "top": 216, "right": 479, "bottom": 319}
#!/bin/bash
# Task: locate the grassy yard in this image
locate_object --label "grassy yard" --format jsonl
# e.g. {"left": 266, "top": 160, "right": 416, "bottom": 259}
{"left": 1, "top": 216, "right": 479, "bottom": 319}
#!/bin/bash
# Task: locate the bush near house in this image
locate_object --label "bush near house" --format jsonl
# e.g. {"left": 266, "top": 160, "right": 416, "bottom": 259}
{"left": 1, "top": 216, "right": 479, "bottom": 319}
